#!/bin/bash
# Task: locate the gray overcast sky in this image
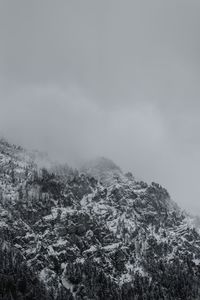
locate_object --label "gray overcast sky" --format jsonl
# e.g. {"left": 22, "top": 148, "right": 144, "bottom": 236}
{"left": 1, "top": 0, "right": 200, "bottom": 214}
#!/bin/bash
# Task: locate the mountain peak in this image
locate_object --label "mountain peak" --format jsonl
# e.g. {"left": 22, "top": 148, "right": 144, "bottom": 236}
{"left": 1, "top": 140, "right": 200, "bottom": 299}
{"left": 80, "top": 157, "right": 122, "bottom": 185}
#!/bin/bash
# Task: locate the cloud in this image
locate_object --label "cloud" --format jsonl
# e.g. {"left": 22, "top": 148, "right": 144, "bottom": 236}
{"left": 0, "top": 84, "right": 165, "bottom": 163}
{"left": 0, "top": 0, "right": 200, "bottom": 214}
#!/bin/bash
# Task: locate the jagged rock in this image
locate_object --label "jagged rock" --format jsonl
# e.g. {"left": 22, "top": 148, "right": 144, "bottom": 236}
{"left": 0, "top": 139, "right": 200, "bottom": 299}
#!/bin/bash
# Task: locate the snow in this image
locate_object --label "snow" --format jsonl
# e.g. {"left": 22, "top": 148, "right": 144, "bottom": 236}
{"left": 134, "top": 266, "right": 147, "bottom": 277}
{"left": 39, "top": 269, "right": 48, "bottom": 281}
{"left": 62, "top": 277, "right": 76, "bottom": 297}
{"left": 44, "top": 207, "right": 78, "bottom": 221}
{"left": 193, "top": 259, "right": 200, "bottom": 265}
{"left": 1, "top": 138, "right": 200, "bottom": 296}
{"left": 1, "top": 241, "right": 9, "bottom": 251}
{"left": 53, "top": 238, "right": 68, "bottom": 246}
{"left": 61, "top": 263, "right": 67, "bottom": 269}
{"left": 103, "top": 242, "right": 121, "bottom": 251}
{"left": 48, "top": 245, "right": 55, "bottom": 255}
{"left": 14, "top": 243, "right": 22, "bottom": 249}
{"left": 76, "top": 257, "right": 85, "bottom": 264}
{"left": 84, "top": 245, "right": 97, "bottom": 254}
{"left": 25, "top": 232, "right": 35, "bottom": 239}
{"left": 0, "top": 221, "right": 8, "bottom": 228}
{"left": 119, "top": 273, "right": 132, "bottom": 285}
{"left": 39, "top": 268, "right": 57, "bottom": 285}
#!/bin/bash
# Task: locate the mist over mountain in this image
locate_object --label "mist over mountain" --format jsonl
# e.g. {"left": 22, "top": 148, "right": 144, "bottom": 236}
{"left": 0, "top": 138, "right": 200, "bottom": 299}
{"left": 1, "top": 0, "right": 200, "bottom": 215}
{"left": 1, "top": 1, "right": 200, "bottom": 299}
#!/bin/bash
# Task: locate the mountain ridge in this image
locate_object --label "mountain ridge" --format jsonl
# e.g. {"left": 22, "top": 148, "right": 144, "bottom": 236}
{"left": 0, "top": 138, "right": 200, "bottom": 299}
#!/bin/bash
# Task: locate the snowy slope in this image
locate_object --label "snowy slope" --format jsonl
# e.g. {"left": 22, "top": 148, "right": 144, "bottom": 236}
{"left": 0, "top": 139, "right": 200, "bottom": 299}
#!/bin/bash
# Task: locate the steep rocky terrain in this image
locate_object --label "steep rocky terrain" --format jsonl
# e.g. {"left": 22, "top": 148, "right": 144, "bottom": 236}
{"left": 0, "top": 138, "right": 200, "bottom": 299}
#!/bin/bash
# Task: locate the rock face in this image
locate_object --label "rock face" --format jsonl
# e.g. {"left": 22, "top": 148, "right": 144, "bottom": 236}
{"left": 0, "top": 139, "right": 200, "bottom": 299}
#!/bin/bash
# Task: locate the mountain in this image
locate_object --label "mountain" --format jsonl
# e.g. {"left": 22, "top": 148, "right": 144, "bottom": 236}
{"left": 0, "top": 138, "right": 200, "bottom": 299}
{"left": 81, "top": 157, "right": 123, "bottom": 186}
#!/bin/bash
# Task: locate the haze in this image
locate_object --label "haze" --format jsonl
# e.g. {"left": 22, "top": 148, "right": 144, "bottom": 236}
{"left": 1, "top": 0, "right": 200, "bottom": 214}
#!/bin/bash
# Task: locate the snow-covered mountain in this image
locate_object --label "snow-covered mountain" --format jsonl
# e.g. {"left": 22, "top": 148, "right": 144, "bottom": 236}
{"left": 1, "top": 138, "right": 200, "bottom": 300}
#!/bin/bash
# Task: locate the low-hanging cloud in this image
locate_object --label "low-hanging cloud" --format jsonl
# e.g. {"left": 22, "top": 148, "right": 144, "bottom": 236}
{"left": 0, "top": 84, "right": 166, "bottom": 164}
{"left": 1, "top": 0, "right": 200, "bottom": 215}
{"left": 0, "top": 83, "right": 199, "bottom": 216}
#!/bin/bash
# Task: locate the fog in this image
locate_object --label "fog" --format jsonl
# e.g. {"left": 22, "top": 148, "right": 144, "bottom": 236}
{"left": 1, "top": 0, "right": 200, "bottom": 214}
